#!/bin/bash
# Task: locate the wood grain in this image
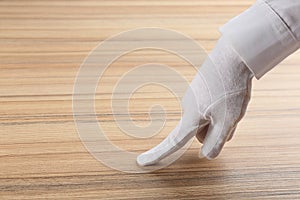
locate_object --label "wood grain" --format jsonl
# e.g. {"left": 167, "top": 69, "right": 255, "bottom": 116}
{"left": 1, "top": 0, "right": 300, "bottom": 199}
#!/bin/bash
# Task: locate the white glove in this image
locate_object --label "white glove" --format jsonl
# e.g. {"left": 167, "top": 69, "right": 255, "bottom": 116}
{"left": 137, "top": 36, "right": 254, "bottom": 166}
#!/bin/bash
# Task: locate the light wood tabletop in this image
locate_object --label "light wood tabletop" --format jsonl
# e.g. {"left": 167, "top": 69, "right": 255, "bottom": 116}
{"left": 1, "top": 0, "right": 300, "bottom": 199}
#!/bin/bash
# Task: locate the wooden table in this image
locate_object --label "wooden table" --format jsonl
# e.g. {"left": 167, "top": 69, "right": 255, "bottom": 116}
{"left": 1, "top": 0, "right": 300, "bottom": 199}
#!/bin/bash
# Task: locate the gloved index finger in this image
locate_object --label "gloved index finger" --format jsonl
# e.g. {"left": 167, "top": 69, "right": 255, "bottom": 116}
{"left": 137, "top": 117, "right": 208, "bottom": 166}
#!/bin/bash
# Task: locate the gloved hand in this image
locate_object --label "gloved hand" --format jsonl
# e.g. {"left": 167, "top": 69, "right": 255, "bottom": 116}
{"left": 137, "top": 36, "right": 254, "bottom": 166}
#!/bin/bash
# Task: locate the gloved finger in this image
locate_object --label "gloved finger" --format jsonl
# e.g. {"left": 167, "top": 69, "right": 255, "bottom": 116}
{"left": 195, "top": 124, "right": 209, "bottom": 144}
{"left": 196, "top": 123, "right": 236, "bottom": 150}
{"left": 137, "top": 118, "right": 208, "bottom": 166}
{"left": 200, "top": 121, "right": 237, "bottom": 160}
{"left": 197, "top": 124, "right": 236, "bottom": 159}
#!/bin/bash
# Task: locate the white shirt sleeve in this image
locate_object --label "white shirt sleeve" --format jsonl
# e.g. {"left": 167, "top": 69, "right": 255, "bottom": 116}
{"left": 219, "top": 0, "right": 300, "bottom": 79}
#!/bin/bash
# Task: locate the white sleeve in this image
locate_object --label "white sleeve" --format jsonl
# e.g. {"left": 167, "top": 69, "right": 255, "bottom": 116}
{"left": 219, "top": 0, "right": 300, "bottom": 79}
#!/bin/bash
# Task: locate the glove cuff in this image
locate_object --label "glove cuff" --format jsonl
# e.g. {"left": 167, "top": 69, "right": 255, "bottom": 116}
{"left": 219, "top": 0, "right": 300, "bottom": 79}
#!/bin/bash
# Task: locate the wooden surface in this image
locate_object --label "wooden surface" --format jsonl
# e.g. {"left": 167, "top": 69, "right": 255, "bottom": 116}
{"left": 1, "top": 0, "right": 300, "bottom": 199}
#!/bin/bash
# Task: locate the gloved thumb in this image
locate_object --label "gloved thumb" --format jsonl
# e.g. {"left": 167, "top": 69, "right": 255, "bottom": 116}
{"left": 200, "top": 120, "right": 237, "bottom": 160}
